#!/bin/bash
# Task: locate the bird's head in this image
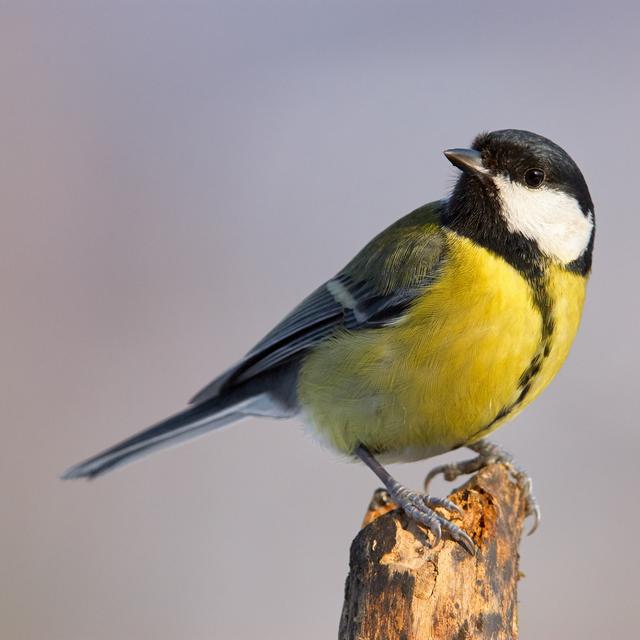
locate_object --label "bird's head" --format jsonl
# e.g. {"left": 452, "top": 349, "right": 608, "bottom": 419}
{"left": 443, "top": 129, "right": 594, "bottom": 275}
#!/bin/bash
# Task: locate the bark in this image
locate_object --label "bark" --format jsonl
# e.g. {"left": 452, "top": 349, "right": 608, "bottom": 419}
{"left": 339, "top": 463, "right": 525, "bottom": 640}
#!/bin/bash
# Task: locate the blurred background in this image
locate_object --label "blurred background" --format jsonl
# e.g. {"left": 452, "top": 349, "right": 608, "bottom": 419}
{"left": 2, "top": 2, "right": 638, "bottom": 638}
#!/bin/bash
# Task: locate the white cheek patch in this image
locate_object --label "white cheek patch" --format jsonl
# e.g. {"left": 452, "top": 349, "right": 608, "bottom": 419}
{"left": 493, "top": 175, "right": 594, "bottom": 264}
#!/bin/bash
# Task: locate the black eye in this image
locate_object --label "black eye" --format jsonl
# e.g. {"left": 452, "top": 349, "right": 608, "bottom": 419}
{"left": 524, "top": 168, "right": 545, "bottom": 188}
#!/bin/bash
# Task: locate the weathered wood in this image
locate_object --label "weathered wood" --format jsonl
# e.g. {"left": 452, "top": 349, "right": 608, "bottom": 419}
{"left": 339, "top": 463, "right": 525, "bottom": 640}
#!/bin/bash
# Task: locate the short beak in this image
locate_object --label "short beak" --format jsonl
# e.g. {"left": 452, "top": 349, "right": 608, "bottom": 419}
{"left": 443, "top": 148, "right": 489, "bottom": 175}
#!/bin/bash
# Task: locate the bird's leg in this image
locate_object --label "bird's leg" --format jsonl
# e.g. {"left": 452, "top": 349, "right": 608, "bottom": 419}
{"left": 423, "top": 439, "right": 541, "bottom": 534}
{"left": 354, "top": 444, "right": 475, "bottom": 554}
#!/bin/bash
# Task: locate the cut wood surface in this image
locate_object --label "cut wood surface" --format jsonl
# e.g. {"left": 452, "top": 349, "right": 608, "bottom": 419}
{"left": 339, "top": 463, "right": 525, "bottom": 640}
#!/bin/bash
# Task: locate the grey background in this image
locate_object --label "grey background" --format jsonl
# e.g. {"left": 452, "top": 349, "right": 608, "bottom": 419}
{"left": 2, "top": 2, "right": 638, "bottom": 638}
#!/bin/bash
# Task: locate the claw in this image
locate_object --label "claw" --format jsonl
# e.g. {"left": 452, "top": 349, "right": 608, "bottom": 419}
{"left": 424, "top": 440, "right": 541, "bottom": 539}
{"left": 456, "top": 530, "right": 477, "bottom": 556}
{"left": 423, "top": 465, "right": 447, "bottom": 492}
{"left": 438, "top": 516, "right": 476, "bottom": 555}
{"left": 423, "top": 458, "right": 485, "bottom": 492}
{"left": 423, "top": 464, "right": 458, "bottom": 492}
{"left": 423, "top": 470, "right": 436, "bottom": 493}
{"left": 428, "top": 517, "right": 442, "bottom": 547}
{"left": 386, "top": 485, "right": 472, "bottom": 553}
{"left": 526, "top": 502, "right": 541, "bottom": 535}
{"left": 508, "top": 463, "right": 541, "bottom": 535}
{"left": 354, "top": 444, "right": 475, "bottom": 555}
{"left": 423, "top": 494, "right": 463, "bottom": 516}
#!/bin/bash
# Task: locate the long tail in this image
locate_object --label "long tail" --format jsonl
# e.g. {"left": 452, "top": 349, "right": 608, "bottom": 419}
{"left": 61, "top": 393, "right": 260, "bottom": 480}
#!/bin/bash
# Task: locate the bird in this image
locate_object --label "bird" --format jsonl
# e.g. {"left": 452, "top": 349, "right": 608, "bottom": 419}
{"left": 63, "top": 129, "right": 595, "bottom": 554}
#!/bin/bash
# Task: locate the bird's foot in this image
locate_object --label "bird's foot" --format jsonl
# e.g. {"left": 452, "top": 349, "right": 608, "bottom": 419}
{"left": 386, "top": 481, "right": 476, "bottom": 555}
{"left": 423, "top": 439, "right": 540, "bottom": 534}
{"left": 354, "top": 443, "right": 476, "bottom": 554}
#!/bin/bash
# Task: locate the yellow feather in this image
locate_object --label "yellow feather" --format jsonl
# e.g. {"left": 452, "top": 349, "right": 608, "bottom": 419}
{"left": 298, "top": 232, "right": 587, "bottom": 461}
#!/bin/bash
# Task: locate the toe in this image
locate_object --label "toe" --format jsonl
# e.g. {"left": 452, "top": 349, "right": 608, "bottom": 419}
{"left": 438, "top": 517, "right": 477, "bottom": 556}
{"left": 423, "top": 494, "right": 463, "bottom": 516}
{"left": 424, "top": 516, "right": 442, "bottom": 547}
{"left": 457, "top": 532, "right": 477, "bottom": 556}
{"left": 423, "top": 466, "right": 445, "bottom": 491}
{"left": 526, "top": 502, "right": 541, "bottom": 535}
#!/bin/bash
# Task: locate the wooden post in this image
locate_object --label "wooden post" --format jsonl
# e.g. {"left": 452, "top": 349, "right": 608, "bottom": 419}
{"left": 339, "top": 463, "right": 525, "bottom": 639}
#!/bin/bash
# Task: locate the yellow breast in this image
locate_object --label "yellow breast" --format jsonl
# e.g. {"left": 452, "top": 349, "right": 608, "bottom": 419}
{"left": 298, "top": 233, "right": 587, "bottom": 460}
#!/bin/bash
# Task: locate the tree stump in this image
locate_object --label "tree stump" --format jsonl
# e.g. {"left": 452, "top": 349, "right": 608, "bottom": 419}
{"left": 339, "top": 463, "right": 525, "bottom": 639}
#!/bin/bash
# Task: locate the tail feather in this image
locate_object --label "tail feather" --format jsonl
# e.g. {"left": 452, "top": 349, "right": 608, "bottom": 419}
{"left": 61, "top": 396, "right": 254, "bottom": 480}
{"left": 62, "top": 361, "right": 301, "bottom": 480}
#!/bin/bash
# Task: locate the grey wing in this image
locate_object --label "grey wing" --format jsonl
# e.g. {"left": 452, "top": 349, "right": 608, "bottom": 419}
{"left": 189, "top": 203, "right": 447, "bottom": 406}
{"left": 189, "top": 285, "right": 342, "bottom": 404}
{"left": 188, "top": 272, "right": 431, "bottom": 405}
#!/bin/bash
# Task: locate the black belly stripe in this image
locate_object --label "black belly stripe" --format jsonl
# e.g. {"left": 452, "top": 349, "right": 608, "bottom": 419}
{"left": 470, "top": 274, "right": 555, "bottom": 440}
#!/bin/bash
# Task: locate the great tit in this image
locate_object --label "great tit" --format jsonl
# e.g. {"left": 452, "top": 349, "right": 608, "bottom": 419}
{"left": 63, "top": 129, "right": 594, "bottom": 553}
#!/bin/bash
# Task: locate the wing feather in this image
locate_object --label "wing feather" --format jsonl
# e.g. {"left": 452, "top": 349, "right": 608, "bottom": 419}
{"left": 189, "top": 202, "right": 446, "bottom": 405}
